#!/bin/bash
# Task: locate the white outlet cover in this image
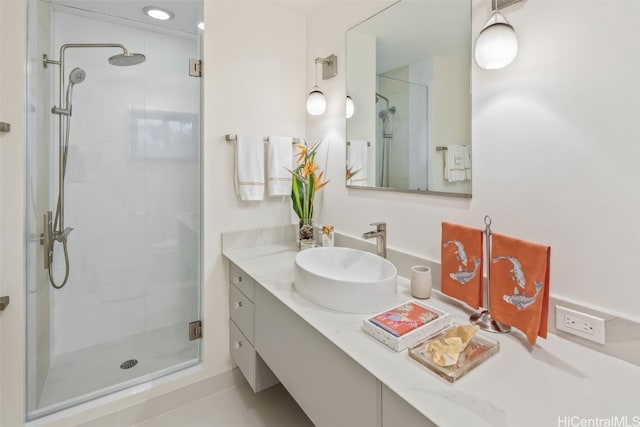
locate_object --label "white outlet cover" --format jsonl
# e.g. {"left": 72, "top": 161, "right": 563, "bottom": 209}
{"left": 556, "top": 305, "right": 606, "bottom": 345}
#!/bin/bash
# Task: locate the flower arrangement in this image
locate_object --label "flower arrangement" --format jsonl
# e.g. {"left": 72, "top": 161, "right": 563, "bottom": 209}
{"left": 289, "top": 138, "right": 329, "bottom": 240}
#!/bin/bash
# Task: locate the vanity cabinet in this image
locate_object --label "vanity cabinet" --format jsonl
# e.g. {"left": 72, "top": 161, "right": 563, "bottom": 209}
{"left": 254, "top": 284, "right": 379, "bottom": 427}
{"left": 228, "top": 263, "right": 278, "bottom": 392}
{"left": 228, "top": 261, "right": 434, "bottom": 427}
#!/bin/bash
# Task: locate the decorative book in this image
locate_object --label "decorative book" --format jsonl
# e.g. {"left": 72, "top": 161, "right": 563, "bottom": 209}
{"left": 362, "top": 301, "right": 451, "bottom": 352}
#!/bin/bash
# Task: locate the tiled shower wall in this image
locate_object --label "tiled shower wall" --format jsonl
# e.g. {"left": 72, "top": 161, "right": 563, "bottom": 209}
{"left": 50, "top": 9, "right": 200, "bottom": 356}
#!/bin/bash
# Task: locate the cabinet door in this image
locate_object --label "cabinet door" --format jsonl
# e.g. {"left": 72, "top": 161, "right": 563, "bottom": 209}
{"left": 229, "top": 321, "right": 254, "bottom": 387}
{"left": 382, "top": 384, "right": 436, "bottom": 427}
{"left": 229, "top": 285, "right": 254, "bottom": 343}
{"left": 255, "top": 286, "right": 379, "bottom": 427}
{"left": 229, "top": 262, "right": 255, "bottom": 301}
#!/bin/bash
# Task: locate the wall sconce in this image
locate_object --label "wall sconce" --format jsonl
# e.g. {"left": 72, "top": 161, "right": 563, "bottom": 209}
{"left": 474, "top": 0, "right": 523, "bottom": 70}
{"left": 345, "top": 94, "right": 355, "bottom": 119}
{"left": 306, "top": 54, "right": 337, "bottom": 116}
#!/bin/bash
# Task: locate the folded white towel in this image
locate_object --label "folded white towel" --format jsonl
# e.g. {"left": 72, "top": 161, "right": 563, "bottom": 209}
{"left": 235, "top": 134, "right": 264, "bottom": 201}
{"left": 267, "top": 136, "right": 293, "bottom": 197}
{"left": 347, "top": 140, "right": 368, "bottom": 186}
{"left": 444, "top": 144, "right": 470, "bottom": 183}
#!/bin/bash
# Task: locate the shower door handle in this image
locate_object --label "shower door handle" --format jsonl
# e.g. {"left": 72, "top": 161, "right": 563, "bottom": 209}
{"left": 0, "top": 296, "right": 8, "bottom": 311}
{"left": 0, "top": 122, "right": 10, "bottom": 133}
{"left": 41, "top": 211, "right": 53, "bottom": 269}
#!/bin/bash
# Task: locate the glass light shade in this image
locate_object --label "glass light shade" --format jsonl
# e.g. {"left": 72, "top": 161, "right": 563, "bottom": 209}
{"left": 474, "top": 13, "right": 518, "bottom": 70}
{"left": 306, "top": 86, "right": 326, "bottom": 116}
{"left": 345, "top": 95, "right": 355, "bottom": 119}
{"left": 143, "top": 6, "right": 175, "bottom": 21}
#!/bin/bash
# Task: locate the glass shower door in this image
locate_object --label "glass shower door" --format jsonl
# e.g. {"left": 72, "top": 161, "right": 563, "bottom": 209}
{"left": 26, "top": 0, "right": 202, "bottom": 419}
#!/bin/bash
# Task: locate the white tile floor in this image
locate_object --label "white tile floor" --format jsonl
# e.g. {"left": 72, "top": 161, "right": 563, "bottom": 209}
{"left": 133, "top": 382, "right": 314, "bottom": 427}
{"left": 38, "top": 324, "right": 199, "bottom": 412}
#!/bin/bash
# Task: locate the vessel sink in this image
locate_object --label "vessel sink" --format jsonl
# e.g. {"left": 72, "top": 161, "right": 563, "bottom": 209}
{"left": 294, "top": 247, "right": 397, "bottom": 313}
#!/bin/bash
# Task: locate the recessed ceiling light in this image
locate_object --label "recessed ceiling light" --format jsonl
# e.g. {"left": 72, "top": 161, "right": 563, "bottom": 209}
{"left": 143, "top": 6, "right": 175, "bottom": 21}
{"left": 198, "top": 22, "right": 205, "bottom": 31}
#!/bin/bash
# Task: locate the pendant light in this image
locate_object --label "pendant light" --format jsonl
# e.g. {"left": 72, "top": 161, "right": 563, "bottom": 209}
{"left": 345, "top": 94, "right": 355, "bottom": 119}
{"left": 306, "top": 55, "right": 337, "bottom": 116}
{"left": 474, "top": 0, "right": 520, "bottom": 70}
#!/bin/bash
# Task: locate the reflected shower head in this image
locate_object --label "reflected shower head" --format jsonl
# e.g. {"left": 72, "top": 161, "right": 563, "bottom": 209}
{"left": 108, "top": 52, "right": 146, "bottom": 66}
{"left": 379, "top": 110, "right": 389, "bottom": 120}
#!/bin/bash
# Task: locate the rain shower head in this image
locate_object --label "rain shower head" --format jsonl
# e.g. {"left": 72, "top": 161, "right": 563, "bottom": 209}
{"left": 108, "top": 52, "right": 146, "bottom": 66}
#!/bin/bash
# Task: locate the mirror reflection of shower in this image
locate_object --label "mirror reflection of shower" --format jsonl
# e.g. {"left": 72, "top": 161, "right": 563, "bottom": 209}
{"left": 376, "top": 92, "right": 396, "bottom": 187}
{"left": 41, "top": 43, "right": 146, "bottom": 289}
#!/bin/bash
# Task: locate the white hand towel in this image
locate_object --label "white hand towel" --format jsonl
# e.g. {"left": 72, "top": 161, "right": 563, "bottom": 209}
{"left": 267, "top": 136, "right": 292, "bottom": 197}
{"left": 235, "top": 134, "right": 265, "bottom": 201}
{"left": 464, "top": 145, "right": 472, "bottom": 180}
{"left": 444, "top": 144, "right": 470, "bottom": 183}
{"left": 347, "top": 140, "right": 368, "bottom": 186}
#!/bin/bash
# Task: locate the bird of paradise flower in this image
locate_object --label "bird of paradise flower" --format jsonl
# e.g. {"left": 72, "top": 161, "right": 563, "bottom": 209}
{"left": 346, "top": 164, "right": 362, "bottom": 182}
{"left": 287, "top": 137, "right": 329, "bottom": 231}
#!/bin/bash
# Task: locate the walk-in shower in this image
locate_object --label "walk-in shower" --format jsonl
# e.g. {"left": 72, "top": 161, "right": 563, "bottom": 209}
{"left": 42, "top": 44, "right": 146, "bottom": 289}
{"left": 26, "top": 0, "right": 202, "bottom": 420}
{"left": 376, "top": 92, "right": 396, "bottom": 187}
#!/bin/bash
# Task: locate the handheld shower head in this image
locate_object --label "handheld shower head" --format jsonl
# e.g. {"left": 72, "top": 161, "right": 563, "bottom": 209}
{"left": 379, "top": 109, "right": 389, "bottom": 120}
{"left": 64, "top": 67, "right": 86, "bottom": 115}
{"left": 69, "top": 67, "right": 86, "bottom": 85}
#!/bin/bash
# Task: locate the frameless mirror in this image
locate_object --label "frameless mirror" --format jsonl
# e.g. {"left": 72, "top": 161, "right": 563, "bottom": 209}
{"left": 346, "top": 0, "right": 472, "bottom": 197}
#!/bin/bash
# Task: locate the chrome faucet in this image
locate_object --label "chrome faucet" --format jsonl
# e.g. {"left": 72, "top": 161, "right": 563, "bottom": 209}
{"left": 363, "top": 222, "right": 387, "bottom": 258}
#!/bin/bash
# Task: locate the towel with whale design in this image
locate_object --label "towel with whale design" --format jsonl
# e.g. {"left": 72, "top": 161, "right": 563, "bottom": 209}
{"left": 489, "top": 233, "right": 551, "bottom": 345}
{"left": 441, "top": 222, "right": 484, "bottom": 309}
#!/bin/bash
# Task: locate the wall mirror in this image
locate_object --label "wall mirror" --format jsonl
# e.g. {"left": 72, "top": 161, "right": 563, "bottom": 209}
{"left": 346, "top": 0, "right": 472, "bottom": 197}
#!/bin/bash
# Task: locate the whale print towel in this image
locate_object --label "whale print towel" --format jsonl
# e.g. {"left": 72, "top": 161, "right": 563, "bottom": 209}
{"left": 441, "top": 222, "right": 483, "bottom": 309}
{"left": 489, "top": 233, "right": 551, "bottom": 345}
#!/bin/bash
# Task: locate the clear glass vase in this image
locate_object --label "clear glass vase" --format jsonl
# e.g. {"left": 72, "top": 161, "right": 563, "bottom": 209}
{"left": 298, "top": 220, "right": 316, "bottom": 249}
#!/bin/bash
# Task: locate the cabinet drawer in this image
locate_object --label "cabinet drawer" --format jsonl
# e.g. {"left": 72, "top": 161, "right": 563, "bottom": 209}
{"left": 230, "top": 321, "right": 255, "bottom": 388}
{"left": 230, "top": 285, "right": 254, "bottom": 343}
{"left": 229, "top": 263, "right": 255, "bottom": 301}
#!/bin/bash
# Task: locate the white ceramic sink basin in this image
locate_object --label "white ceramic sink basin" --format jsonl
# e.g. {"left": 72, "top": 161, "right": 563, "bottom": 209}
{"left": 294, "top": 247, "right": 397, "bottom": 313}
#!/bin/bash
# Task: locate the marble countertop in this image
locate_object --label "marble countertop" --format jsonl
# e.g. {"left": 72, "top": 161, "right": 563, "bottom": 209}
{"left": 223, "top": 242, "right": 640, "bottom": 427}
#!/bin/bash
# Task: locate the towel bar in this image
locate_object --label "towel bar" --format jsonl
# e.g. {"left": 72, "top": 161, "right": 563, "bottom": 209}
{"left": 346, "top": 141, "right": 371, "bottom": 147}
{"left": 436, "top": 146, "right": 448, "bottom": 151}
{"left": 225, "top": 134, "right": 300, "bottom": 144}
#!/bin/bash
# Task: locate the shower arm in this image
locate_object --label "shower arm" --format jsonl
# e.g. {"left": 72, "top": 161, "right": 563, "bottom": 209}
{"left": 43, "top": 43, "right": 127, "bottom": 236}
{"left": 376, "top": 92, "right": 390, "bottom": 110}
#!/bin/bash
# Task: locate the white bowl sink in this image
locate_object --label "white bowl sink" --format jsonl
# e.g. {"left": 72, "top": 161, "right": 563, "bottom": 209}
{"left": 294, "top": 247, "right": 397, "bottom": 313}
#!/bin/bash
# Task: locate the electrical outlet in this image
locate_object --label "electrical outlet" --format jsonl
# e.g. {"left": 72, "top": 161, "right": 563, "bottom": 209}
{"left": 556, "top": 306, "right": 606, "bottom": 345}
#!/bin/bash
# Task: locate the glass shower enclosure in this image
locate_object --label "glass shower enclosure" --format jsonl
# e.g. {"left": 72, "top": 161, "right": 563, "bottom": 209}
{"left": 25, "top": 0, "right": 203, "bottom": 419}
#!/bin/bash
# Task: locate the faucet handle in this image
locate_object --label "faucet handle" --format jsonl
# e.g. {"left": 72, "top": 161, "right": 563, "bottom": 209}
{"left": 369, "top": 222, "right": 386, "bottom": 231}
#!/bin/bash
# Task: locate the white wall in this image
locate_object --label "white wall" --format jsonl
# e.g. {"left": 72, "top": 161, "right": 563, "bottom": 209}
{"left": 309, "top": 0, "right": 640, "bottom": 321}
{"left": 1, "top": 1, "right": 27, "bottom": 425}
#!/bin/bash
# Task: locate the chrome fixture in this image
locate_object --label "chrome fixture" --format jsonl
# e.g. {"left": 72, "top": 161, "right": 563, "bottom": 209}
{"left": 363, "top": 222, "right": 387, "bottom": 258}
{"left": 475, "top": 0, "right": 523, "bottom": 70}
{"left": 376, "top": 92, "right": 396, "bottom": 186}
{"left": 0, "top": 295, "right": 9, "bottom": 311}
{"left": 41, "top": 43, "right": 146, "bottom": 289}
{"left": 306, "top": 54, "right": 337, "bottom": 116}
{"left": 143, "top": 5, "right": 175, "bottom": 21}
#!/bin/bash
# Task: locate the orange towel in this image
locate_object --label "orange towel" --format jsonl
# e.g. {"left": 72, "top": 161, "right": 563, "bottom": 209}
{"left": 489, "top": 233, "right": 551, "bottom": 345}
{"left": 441, "top": 222, "right": 483, "bottom": 309}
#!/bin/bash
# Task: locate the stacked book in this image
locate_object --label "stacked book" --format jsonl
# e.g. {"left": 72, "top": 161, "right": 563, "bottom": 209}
{"left": 362, "top": 301, "right": 451, "bottom": 351}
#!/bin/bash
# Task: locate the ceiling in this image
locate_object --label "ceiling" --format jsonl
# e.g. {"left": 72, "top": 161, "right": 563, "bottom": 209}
{"left": 51, "top": 0, "right": 203, "bottom": 34}
{"left": 50, "top": 0, "right": 331, "bottom": 35}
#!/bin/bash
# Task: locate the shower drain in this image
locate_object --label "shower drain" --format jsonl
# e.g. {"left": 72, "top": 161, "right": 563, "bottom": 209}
{"left": 120, "top": 359, "right": 138, "bottom": 370}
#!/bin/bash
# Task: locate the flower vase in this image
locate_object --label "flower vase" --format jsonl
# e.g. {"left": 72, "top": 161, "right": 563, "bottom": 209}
{"left": 298, "top": 220, "right": 316, "bottom": 249}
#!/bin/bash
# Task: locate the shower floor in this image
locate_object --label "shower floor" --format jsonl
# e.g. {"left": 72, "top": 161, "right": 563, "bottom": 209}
{"left": 38, "top": 322, "right": 199, "bottom": 412}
